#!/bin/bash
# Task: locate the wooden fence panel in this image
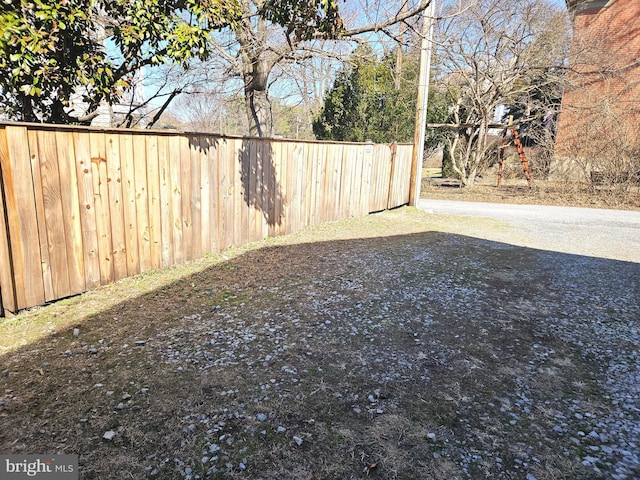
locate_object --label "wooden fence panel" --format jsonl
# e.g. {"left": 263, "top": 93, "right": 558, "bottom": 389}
{"left": 2, "top": 126, "right": 45, "bottom": 310}
{"left": 73, "top": 131, "right": 101, "bottom": 290}
{"left": 56, "top": 130, "right": 85, "bottom": 294}
{"left": 199, "top": 136, "right": 211, "bottom": 255}
{"left": 157, "top": 135, "right": 174, "bottom": 268}
{"left": 146, "top": 134, "right": 162, "bottom": 270}
{"left": 388, "top": 144, "right": 413, "bottom": 208}
{"left": 119, "top": 133, "right": 139, "bottom": 276}
{"left": 89, "top": 132, "right": 114, "bottom": 284}
{"left": 168, "top": 135, "right": 184, "bottom": 265}
{"left": 207, "top": 136, "right": 220, "bottom": 254}
{"left": 29, "top": 129, "right": 55, "bottom": 302}
{"left": 217, "top": 138, "right": 231, "bottom": 251}
{"left": 0, "top": 123, "right": 413, "bottom": 314}
{"left": 105, "top": 133, "right": 128, "bottom": 281}
{"left": 0, "top": 129, "right": 16, "bottom": 313}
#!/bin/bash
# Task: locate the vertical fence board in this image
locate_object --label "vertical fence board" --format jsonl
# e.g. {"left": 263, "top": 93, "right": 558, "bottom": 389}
{"left": 133, "top": 136, "right": 150, "bottom": 268}
{"left": 189, "top": 136, "right": 202, "bottom": 258}
{"left": 233, "top": 140, "right": 249, "bottom": 246}
{"left": 290, "top": 143, "right": 303, "bottom": 233}
{"left": 73, "top": 131, "right": 101, "bottom": 289}
{"left": 0, "top": 128, "right": 17, "bottom": 313}
{"left": 330, "top": 144, "right": 343, "bottom": 221}
{"left": 3, "top": 126, "right": 46, "bottom": 308}
{"left": 56, "top": 130, "right": 85, "bottom": 294}
{"left": 259, "top": 139, "right": 270, "bottom": 240}
{"left": 338, "top": 145, "right": 350, "bottom": 218}
{"left": 268, "top": 140, "right": 281, "bottom": 237}
{"left": 146, "top": 135, "right": 162, "bottom": 270}
{"left": 199, "top": 136, "right": 211, "bottom": 255}
{"left": 247, "top": 139, "right": 258, "bottom": 242}
{"left": 261, "top": 139, "right": 272, "bottom": 240}
{"left": 28, "top": 130, "right": 55, "bottom": 302}
{"left": 305, "top": 144, "right": 315, "bottom": 225}
{"left": 208, "top": 136, "right": 220, "bottom": 254}
{"left": 132, "top": 134, "right": 151, "bottom": 272}
{"left": 105, "top": 134, "right": 127, "bottom": 281}
{"left": 217, "top": 139, "right": 231, "bottom": 251}
{"left": 119, "top": 133, "right": 140, "bottom": 276}
{"left": 237, "top": 140, "right": 248, "bottom": 247}
{"left": 168, "top": 136, "right": 184, "bottom": 265}
{"left": 37, "top": 129, "right": 74, "bottom": 299}
{"left": 89, "top": 132, "right": 114, "bottom": 284}
{"left": 180, "top": 136, "right": 193, "bottom": 260}
{"left": 157, "top": 135, "right": 174, "bottom": 267}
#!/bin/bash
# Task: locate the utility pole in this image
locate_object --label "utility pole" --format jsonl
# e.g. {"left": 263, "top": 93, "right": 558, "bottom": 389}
{"left": 409, "top": 0, "right": 435, "bottom": 206}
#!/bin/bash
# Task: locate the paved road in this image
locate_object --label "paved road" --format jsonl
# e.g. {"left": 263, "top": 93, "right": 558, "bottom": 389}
{"left": 418, "top": 199, "right": 640, "bottom": 263}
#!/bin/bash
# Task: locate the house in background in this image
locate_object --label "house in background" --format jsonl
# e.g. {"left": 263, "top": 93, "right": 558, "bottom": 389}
{"left": 554, "top": 0, "right": 640, "bottom": 174}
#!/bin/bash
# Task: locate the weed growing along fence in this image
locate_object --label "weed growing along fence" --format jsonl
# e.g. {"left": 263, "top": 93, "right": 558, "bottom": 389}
{"left": 0, "top": 122, "right": 413, "bottom": 314}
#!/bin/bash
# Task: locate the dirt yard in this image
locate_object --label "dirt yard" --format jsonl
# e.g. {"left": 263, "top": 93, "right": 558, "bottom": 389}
{"left": 421, "top": 175, "right": 640, "bottom": 211}
{"left": 1, "top": 207, "right": 638, "bottom": 479}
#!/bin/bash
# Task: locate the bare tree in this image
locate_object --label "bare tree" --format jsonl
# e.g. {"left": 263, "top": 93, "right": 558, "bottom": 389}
{"left": 554, "top": 0, "right": 640, "bottom": 190}
{"left": 433, "top": 0, "right": 570, "bottom": 186}
{"left": 185, "top": 0, "right": 434, "bottom": 137}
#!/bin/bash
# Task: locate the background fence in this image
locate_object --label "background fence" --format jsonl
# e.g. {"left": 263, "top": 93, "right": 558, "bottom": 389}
{"left": 0, "top": 122, "right": 413, "bottom": 315}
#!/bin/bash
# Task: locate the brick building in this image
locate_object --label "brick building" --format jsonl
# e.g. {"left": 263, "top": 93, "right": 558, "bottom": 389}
{"left": 554, "top": 0, "right": 640, "bottom": 173}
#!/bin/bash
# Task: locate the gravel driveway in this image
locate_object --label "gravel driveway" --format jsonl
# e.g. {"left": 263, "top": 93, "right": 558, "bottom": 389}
{"left": 419, "top": 199, "right": 640, "bottom": 262}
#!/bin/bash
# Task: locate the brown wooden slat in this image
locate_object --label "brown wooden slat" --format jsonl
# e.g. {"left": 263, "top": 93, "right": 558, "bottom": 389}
{"left": 0, "top": 128, "right": 18, "bottom": 313}
{"left": 119, "top": 133, "right": 140, "bottom": 276}
{"left": 105, "top": 133, "right": 128, "bottom": 281}
{"left": 189, "top": 136, "right": 202, "bottom": 258}
{"left": 133, "top": 134, "right": 151, "bottom": 272}
{"left": 290, "top": 143, "right": 303, "bottom": 233}
{"left": 268, "top": 140, "right": 280, "bottom": 237}
{"left": 146, "top": 135, "right": 162, "bottom": 270}
{"left": 207, "top": 135, "right": 220, "bottom": 254}
{"left": 303, "top": 143, "right": 313, "bottom": 225}
{"left": 179, "top": 136, "right": 193, "bottom": 260}
{"left": 259, "top": 139, "right": 270, "bottom": 240}
{"left": 56, "top": 130, "right": 85, "bottom": 294}
{"left": 28, "top": 130, "right": 55, "bottom": 302}
{"left": 217, "top": 138, "right": 231, "bottom": 251}
{"left": 168, "top": 135, "right": 184, "bottom": 265}
{"left": 157, "top": 135, "right": 174, "bottom": 267}
{"left": 232, "top": 140, "right": 244, "bottom": 246}
{"left": 338, "top": 145, "right": 351, "bottom": 218}
{"left": 247, "top": 139, "right": 259, "bottom": 242}
{"left": 89, "top": 132, "right": 114, "bottom": 284}
{"left": 37, "top": 129, "right": 73, "bottom": 299}
{"left": 199, "top": 136, "right": 211, "bottom": 255}
{"left": 73, "top": 131, "right": 101, "bottom": 289}
{"left": 4, "top": 126, "right": 45, "bottom": 309}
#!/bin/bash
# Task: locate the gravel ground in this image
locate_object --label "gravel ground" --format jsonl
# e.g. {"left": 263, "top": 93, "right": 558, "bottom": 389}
{"left": 0, "top": 205, "right": 638, "bottom": 479}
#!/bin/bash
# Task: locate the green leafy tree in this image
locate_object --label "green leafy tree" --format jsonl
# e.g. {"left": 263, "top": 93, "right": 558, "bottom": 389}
{"left": 313, "top": 47, "right": 418, "bottom": 143}
{"left": 0, "top": 0, "right": 240, "bottom": 124}
{"left": 313, "top": 45, "right": 453, "bottom": 144}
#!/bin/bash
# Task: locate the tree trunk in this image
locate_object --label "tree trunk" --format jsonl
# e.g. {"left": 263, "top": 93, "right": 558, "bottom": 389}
{"left": 241, "top": 47, "right": 273, "bottom": 137}
{"left": 244, "top": 79, "right": 272, "bottom": 137}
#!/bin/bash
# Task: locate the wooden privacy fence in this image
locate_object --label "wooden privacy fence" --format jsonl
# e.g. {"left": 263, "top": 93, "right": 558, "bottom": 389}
{"left": 0, "top": 122, "right": 413, "bottom": 315}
